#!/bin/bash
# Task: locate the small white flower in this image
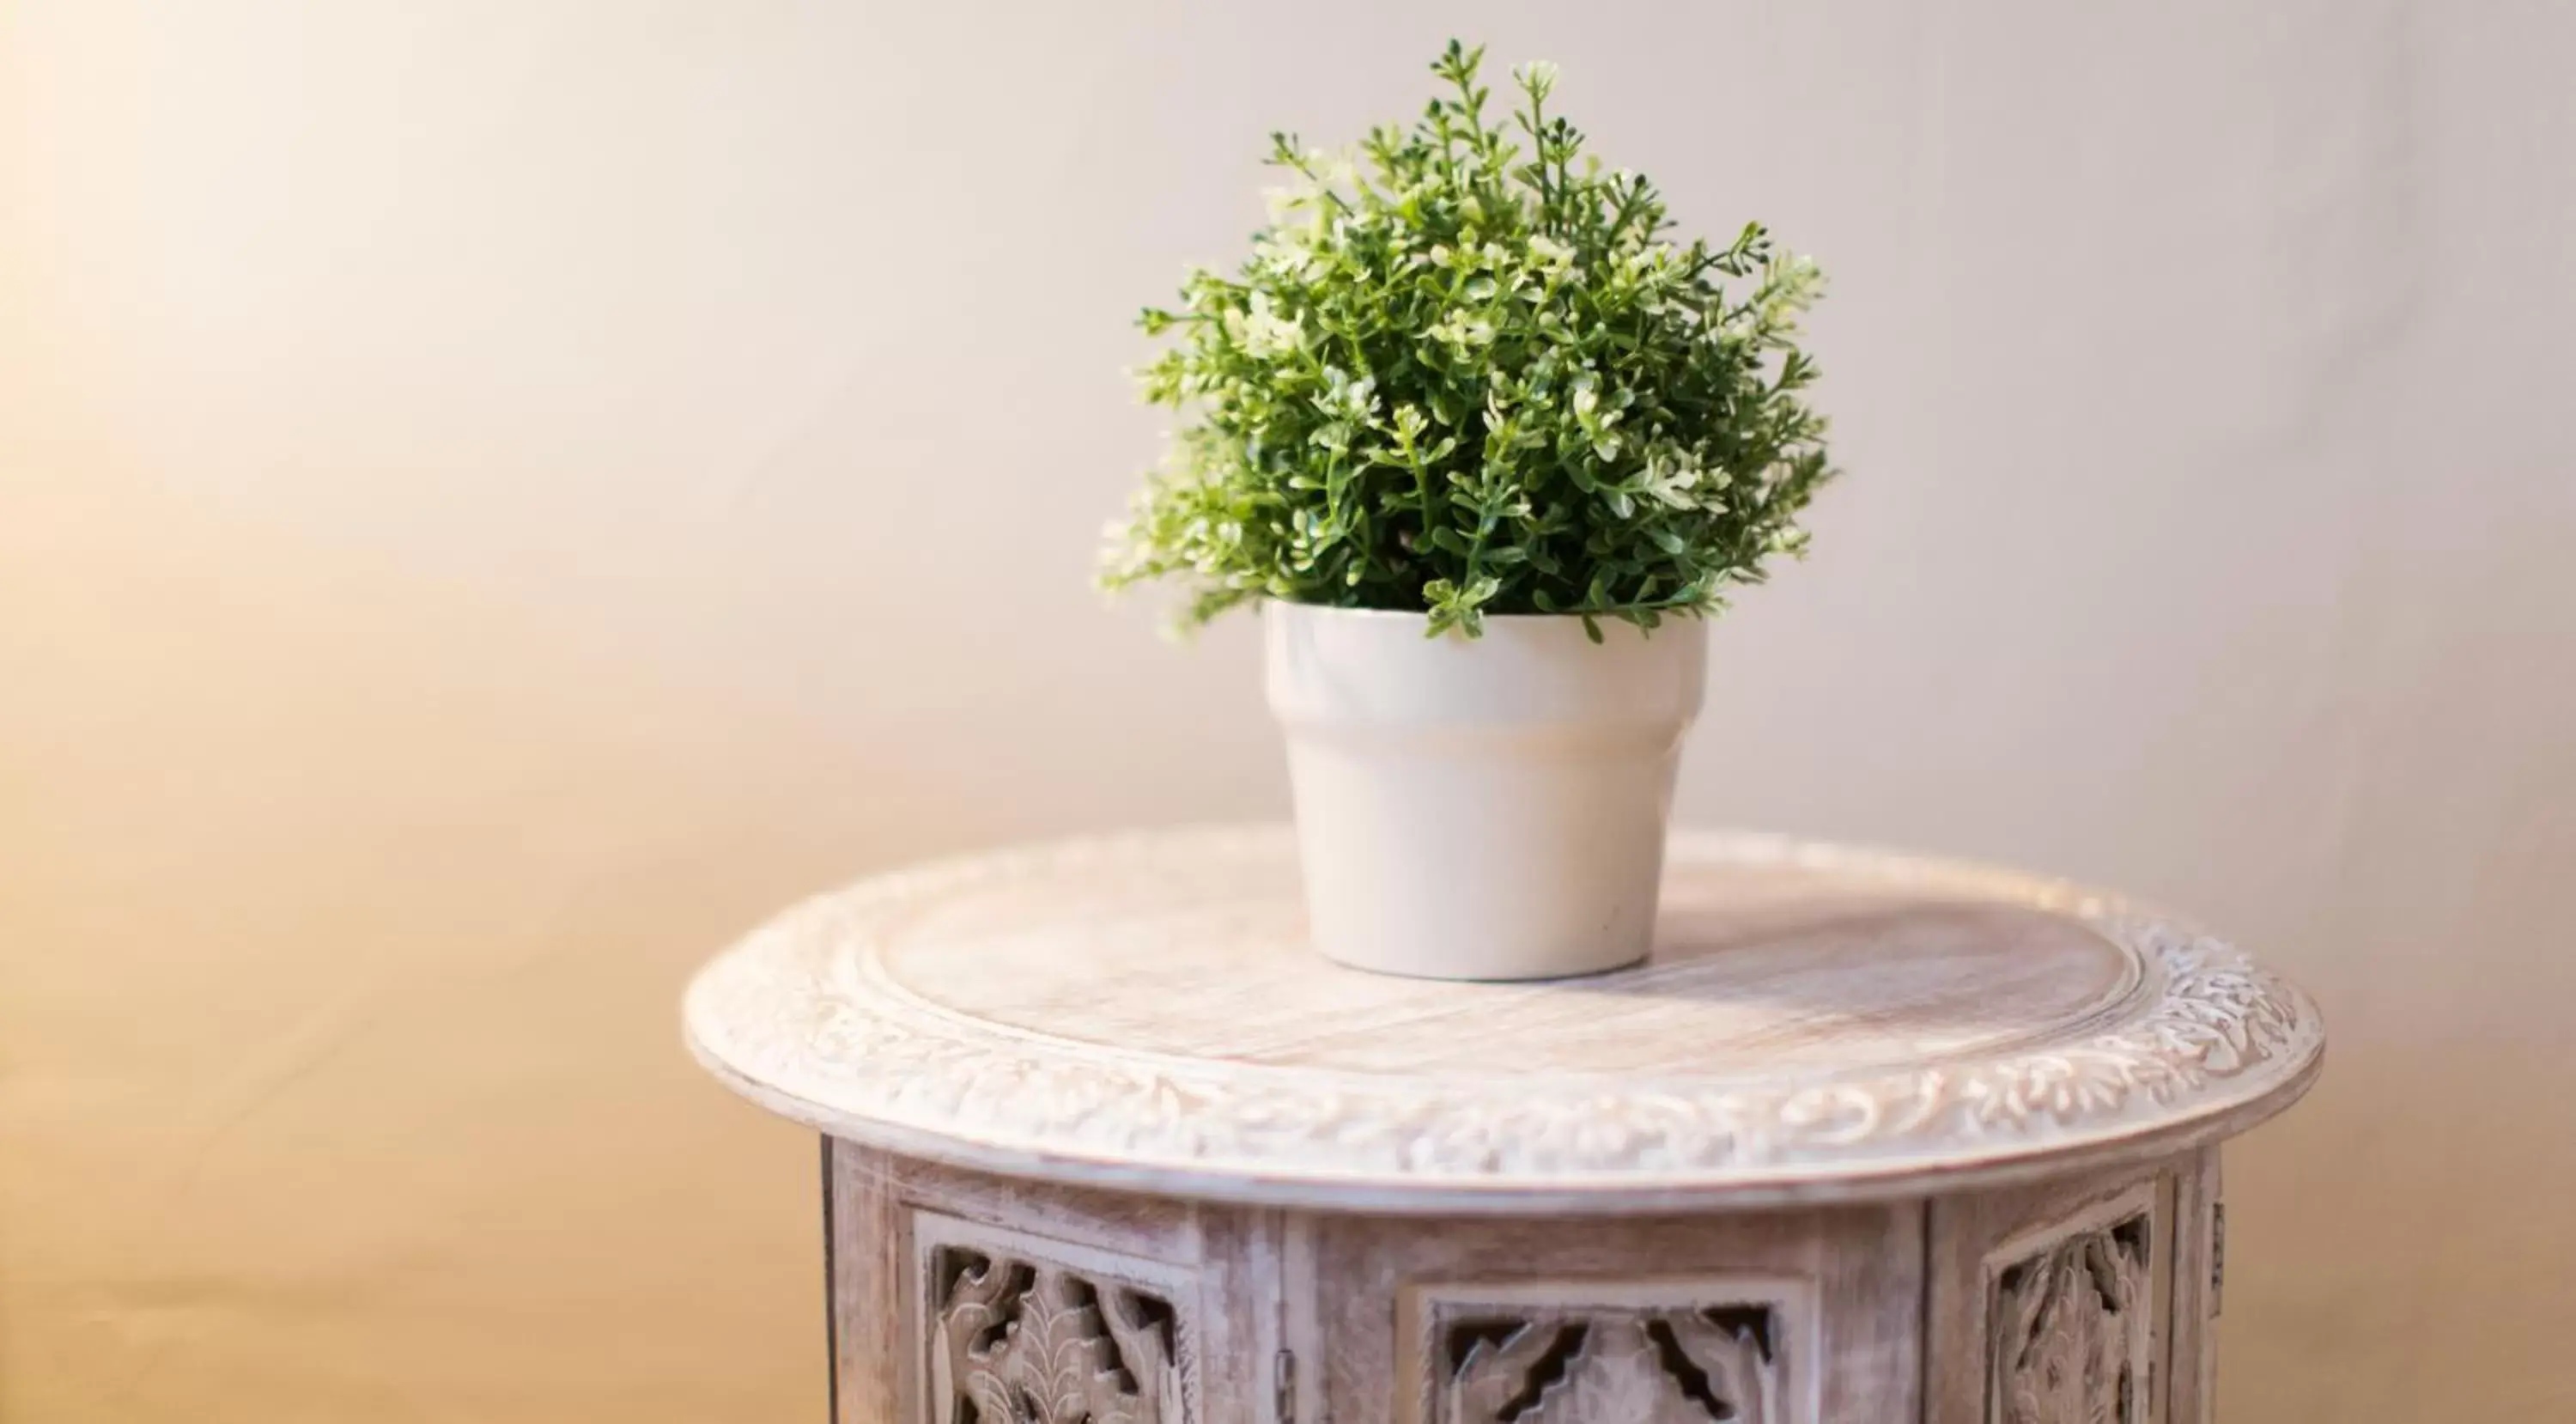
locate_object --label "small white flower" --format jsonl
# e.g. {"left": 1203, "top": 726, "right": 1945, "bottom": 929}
{"left": 1430, "top": 311, "right": 1495, "bottom": 349}
{"left": 1640, "top": 448, "right": 1710, "bottom": 509}
{"left": 1316, "top": 367, "right": 1378, "bottom": 422}
{"left": 1252, "top": 233, "right": 1316, "bottom": 278}
{"left": 1305, "top": 148, "right": 1360, "bottom": 188}
{"left": 1234, "top": 291, "right": 1305, "bottom": 357}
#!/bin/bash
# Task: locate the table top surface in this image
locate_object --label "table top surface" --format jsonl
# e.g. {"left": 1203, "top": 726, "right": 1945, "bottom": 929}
{"left": 684, "top": 826, "right": 2323, "bottom": 1213}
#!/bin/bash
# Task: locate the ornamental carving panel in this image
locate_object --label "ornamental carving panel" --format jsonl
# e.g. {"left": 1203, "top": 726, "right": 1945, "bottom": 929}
{"left": 1988, "top": 1208, "right": 2153, "bottom": 1424}
{"left": 1419, "top": 1283, "right": 1804, "bottom": 1424}
{"left": 915, "top": 1215, "right": 1193, "bottom": 1424}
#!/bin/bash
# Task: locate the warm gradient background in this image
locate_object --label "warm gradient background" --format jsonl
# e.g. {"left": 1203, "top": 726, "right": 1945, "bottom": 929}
{"left": 5, "top": 3, "right": 2572, "bottom": 1420}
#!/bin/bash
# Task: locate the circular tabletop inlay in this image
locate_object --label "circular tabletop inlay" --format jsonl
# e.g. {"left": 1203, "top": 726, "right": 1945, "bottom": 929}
{"left": 685, "top": 827, "right": 2322, "bottom": 1212}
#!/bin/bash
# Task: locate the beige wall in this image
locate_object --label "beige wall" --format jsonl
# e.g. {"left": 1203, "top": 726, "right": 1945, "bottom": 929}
{"left": 4, "top": 2, "right": 2572, "bottom": 1420}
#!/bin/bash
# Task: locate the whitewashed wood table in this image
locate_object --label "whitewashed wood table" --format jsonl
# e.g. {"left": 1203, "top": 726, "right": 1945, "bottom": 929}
{"left": 685, "top": 828, "right": 2323, "bottom": 1424}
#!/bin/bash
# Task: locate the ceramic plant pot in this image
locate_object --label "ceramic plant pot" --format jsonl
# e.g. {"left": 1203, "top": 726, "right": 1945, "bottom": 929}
{"left": 1262, "top": 601, "right": 1707, "bottom": 980}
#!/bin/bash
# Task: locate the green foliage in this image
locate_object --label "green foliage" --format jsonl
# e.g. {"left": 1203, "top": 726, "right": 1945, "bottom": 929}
{"left": 1101, "top": 41, "right": 1838, "bottom": 638}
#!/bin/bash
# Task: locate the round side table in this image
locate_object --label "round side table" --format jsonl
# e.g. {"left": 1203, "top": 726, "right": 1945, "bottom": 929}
{"left": 686, "top": 828, "right": 2322, "bottom": 1424}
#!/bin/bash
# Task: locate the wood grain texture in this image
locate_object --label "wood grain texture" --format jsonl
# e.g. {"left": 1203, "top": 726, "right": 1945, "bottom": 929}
{"left": 1304, "top": 1206, "right": 1922, "bottom": 1424}
{"left": 825, "top": 1140, "right": 1935, "bottom": 1424}
{"left": 823, "top": 1141, "right": 2255, "bottom": 1424}
{"left": 1925, "top": 1162, "right": 2189, "bottom": 1424}
{"left": 2165, "top": 1150, "right": 2223, "bottom": 1424}
{"left": 687, "top": 826, "right": 2323, "bottom": 1213}
{"left": 830, "top": 1145, "right": 1279, "bottom": 1424}
{"left": 916, "top": 1214, "right": 1191, "bottom": 1422}
{"left": 744, "top": 833, "right": 2303, "bottom": 1420}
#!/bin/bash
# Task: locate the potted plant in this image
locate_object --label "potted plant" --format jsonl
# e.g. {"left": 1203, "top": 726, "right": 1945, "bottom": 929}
{"left": 1103, "top": 41, "right": 1838, "bottom": 981}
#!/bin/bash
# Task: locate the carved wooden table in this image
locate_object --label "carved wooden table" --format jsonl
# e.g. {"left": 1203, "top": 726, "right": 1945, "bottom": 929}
{"left": 685, "top": 828, "right": 2323, "bottom": 1424}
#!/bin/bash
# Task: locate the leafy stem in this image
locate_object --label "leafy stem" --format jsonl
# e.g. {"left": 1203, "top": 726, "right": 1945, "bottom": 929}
{"left": 1103, "top": 40, "right": 1838, "bottom": 639}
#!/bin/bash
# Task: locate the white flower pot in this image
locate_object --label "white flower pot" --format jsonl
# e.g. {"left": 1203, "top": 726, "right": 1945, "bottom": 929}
{"left": 1263, "top": 601, "right": 1708, "bottom": 980}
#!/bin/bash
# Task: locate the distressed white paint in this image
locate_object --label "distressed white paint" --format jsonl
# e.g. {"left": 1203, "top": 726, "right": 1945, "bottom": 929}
{"left": 828, "top": 1142, "right": 2245, "bottom": 1424}
{"left": 1407, "top": 1277, "right": 1809, "bottom": 1424}
{"left": 1983, "top": 1183, "right": 2158, "bottom": 1424}
{"left": 687, "top": 828, "right": 2321, "bottom": 1211}
{"left": 914, "top": 1212, "right": 1195, "bottom": 1424}
{"left": 704, "top": 833, "right": 2316, "bottom": 1420}
{"left": 7, "top": 3, "right": 2565, "bottom": 1420}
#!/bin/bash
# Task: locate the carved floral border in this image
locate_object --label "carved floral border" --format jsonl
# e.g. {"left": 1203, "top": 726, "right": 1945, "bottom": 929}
{"left": 686, "top": 830, "right": 2324, "bottom": 1195}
